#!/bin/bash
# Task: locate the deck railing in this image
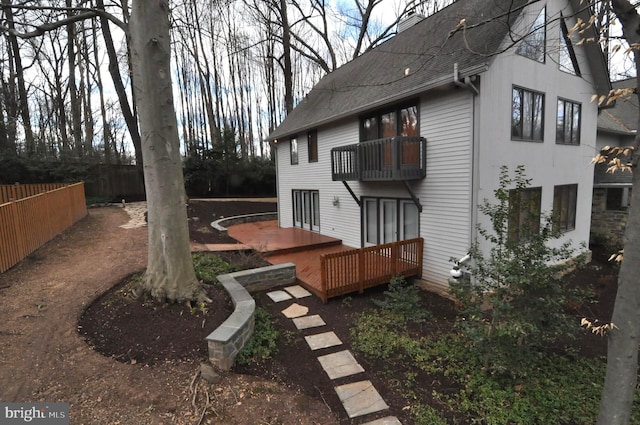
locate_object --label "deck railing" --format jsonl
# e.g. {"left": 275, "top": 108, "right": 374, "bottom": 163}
{"left": 331, "top": 136, "right": 426, "bottom": 181}
{"left": 319, "top": 237, "right": 423, "bottom": 302}
{"left": 0, "top": 182, "right": 87, "bottom": 273}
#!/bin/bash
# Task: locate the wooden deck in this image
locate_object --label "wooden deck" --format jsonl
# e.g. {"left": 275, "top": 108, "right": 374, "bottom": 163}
{"left": 227, "top": 220, "right": 423, "bottom": 301}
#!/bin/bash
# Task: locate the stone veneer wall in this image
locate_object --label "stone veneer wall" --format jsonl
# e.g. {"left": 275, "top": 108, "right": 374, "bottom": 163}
{"left": 212, "top": 212, "right": 278, "bottom": 233}
{"left": 590, "top": 188, "right": 628, "bottom": 250}
{"left": 206, "top": 263, "right": 296, "bottom": 370}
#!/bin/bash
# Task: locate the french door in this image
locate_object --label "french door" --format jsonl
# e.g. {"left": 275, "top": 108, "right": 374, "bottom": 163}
{"left": 293, "top": 190, "right": 320, "bottom": 231}
{"left": 363, "top": 198, "right": 419, "bottom": 246}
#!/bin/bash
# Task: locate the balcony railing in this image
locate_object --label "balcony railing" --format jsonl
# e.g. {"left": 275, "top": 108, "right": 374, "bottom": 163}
{"left": 331, "top": 136, "right": 426, "bottom": 181}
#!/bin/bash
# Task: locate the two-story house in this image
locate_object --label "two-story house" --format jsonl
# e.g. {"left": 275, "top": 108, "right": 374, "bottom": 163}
{"left": 269, "top": 0, "right": 610, "bottom": 294}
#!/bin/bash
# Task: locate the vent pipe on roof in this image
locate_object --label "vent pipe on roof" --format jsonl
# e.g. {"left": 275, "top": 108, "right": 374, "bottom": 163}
{"left": 398, "top": 10, "right": 425, "bottom": 33}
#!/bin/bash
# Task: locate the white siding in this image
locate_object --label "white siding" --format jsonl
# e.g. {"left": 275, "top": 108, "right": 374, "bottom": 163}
{"left": 475, "top": 0, "right": 597, "bottom": 257}
{"left": 277, "top": 92, "right": 475, "bottom": 286}
{"left": 419, "top": 91, "right": 474, "bottom": 285}
{"left": 276, "top": 120, "right": 363, "bottom": 248}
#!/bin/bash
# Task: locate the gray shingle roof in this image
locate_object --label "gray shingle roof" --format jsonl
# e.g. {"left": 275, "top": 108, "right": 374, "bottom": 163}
{"left": 597, "top": 78, "right": 637, "bottom": 134}
{"left": 269, "top": 0, "right": 610, "bottom": 141}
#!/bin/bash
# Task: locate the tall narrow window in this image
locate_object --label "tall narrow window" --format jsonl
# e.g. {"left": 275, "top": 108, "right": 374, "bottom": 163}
{"left": 308, "top": 130, "right": 318, "bottom": 163}
{"left": 559, "top": 18, "right": 581, "bottom": 75}
{"left": 512, "top": 87, "right": 544, "bottom": 141}
{"left": 556, "top": 99, "right": 581, "bottom": 145}
{"left": 553, "top": 184, "right": 577, "bottom": 232}
{"left": 508, "top": 187, "right": 541, "bottom": 241}
{"left": 364, "top": 199, "right": 378, "bottom": 245}
{"left": 516, "top": 7, "right": 546, "bottom": 63}
{"left": 290, "top": 137, "right": 298, "bottom": 165}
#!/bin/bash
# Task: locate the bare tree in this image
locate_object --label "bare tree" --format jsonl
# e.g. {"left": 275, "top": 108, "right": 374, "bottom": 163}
{"left": 596, "top": 3, "right": 640, "bottom": 424}
{"left": 129, "top": 0, "right": 209, "bottom": 303}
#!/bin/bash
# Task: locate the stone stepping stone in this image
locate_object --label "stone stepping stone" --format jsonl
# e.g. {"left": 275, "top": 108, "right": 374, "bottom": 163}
{"left": 292, "top": 314, "right": 326, "bottom": 330}
{"left": 305, "top": 331, "right": 342, "bottom": 350}
{"left": 284, "top": 285, "right": 312, "bottom": 298}
{"left": 317, "top": 350, "right": 364, "bottom": 380}
{"left": 281, "top": 303, "right": 309, "bottom": 318}
{"left": 334, "top": 380, "right": 389, "bottom": 419}
{"left": 267, "top": 290, "right": 292, "bottom": 302}
{"left": 361, "top": 416, "right": 402, "bottom": 425}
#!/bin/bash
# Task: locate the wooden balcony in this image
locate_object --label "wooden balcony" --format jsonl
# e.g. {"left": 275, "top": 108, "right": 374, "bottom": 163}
{"left": 331, "top": 136, "right": 426, "bottom": 181}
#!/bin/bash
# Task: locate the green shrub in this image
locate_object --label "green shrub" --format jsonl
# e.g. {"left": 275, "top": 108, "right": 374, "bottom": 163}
{"left": 191, "top": 253, "right": 236, "bottom": 285}
{"left": 235, "top": 307, "right": 279, "bottom": 365}
{"left": 449, "top": 165, "right": 586, "bottom": 376}
{"left": 373, "top": 275, "right": 430, "bottom": 323}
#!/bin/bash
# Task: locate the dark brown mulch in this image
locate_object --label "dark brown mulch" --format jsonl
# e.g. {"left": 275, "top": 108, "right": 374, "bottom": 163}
{"left": 236, "top": 285, "right": 461, "bottom": 425}
{"left": 187, "top": 199, "right": 276, "bottom": 244}
{"left": 78, "top": 275, "right": 233, "bottom": 366}
{"left": 79, "top": 199, "right": 619, "bottom": 424}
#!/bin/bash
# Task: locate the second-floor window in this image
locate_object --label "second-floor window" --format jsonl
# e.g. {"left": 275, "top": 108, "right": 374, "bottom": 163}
{"left": 360, "top": 102, "right": 418, "bottom": 141}
{"left": 290, "top": 137, "right": 298, "bottom": 165}
{"left": 556, "top": 99, "right": 581, "bottom": 145}
{"left": 512, "top": 86, "right": 544, "bottom": 142}
{"left": 516, "top": 7, "right": 546, "bottom": 63}
{"left": 308, "top": 130, "right": 318, "bottom": 162}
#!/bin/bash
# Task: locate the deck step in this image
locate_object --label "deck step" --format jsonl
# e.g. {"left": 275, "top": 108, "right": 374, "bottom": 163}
{"left": 261, "top": 238, "right": 343, "bottom": 256}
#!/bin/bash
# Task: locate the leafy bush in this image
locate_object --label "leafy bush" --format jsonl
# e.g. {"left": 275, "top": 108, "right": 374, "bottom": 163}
{"left": 449, "top": 165, "right": 587, "bottom": 376}
{"left": 192, "top": 253, "right": 236, "bottom": 285}
{"left": 373, "top": 275, "right": 430, "bottom": 323}
{"left": 235, "top": 307, "right": 279, "bottom": 365}
{"left": 350, "top": 308, "right": 640, "bottom": 425}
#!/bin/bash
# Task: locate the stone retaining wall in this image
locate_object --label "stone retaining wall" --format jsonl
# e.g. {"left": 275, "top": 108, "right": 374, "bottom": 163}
{"left": 211, "top": 212, "right": 278, "bottom": 233}
{"left": 206, "top": 263, "right": 296, "bottom": 370}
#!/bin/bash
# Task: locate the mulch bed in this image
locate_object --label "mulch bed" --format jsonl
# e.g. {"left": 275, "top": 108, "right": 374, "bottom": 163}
{"left": 79, "top": 199, "right": 619, "bottom": 424}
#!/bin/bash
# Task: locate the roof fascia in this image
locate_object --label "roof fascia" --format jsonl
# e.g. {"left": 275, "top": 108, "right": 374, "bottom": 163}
{"left": 567, "top": 0, "right": 612, "bottom": 97}
{"left": 270, "top": 63, "right": 489, "bottom": 142}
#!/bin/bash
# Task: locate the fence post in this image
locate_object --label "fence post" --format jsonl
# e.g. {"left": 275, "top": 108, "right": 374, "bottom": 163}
{"left": 358, "top": 250, "right": 364, "bottom": 294}
{"left": 320, "top": 255, "right": 328, "bottom": 303}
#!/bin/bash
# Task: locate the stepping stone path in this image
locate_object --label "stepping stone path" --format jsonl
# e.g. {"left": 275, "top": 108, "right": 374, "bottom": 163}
{"left": 266, "top": 285, "right": 401, "bottom": 424}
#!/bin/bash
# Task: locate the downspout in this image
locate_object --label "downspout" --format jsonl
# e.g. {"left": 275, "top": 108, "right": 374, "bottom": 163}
{"left": 453, "top": 62, "right": 479, "bottom": 95}
{"left": 453, "top": 62, "right": 481, "bottom": 282}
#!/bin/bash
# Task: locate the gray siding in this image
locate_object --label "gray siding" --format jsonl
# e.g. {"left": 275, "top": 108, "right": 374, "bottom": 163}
{"left": 420, "top": 91, "right": 474, "bottom": 285}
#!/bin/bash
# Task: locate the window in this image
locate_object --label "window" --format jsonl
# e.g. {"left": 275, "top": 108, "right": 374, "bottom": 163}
{"left": 292, "top": 190, "right": 320, "bottom": 231}
{"left": 508, "top": 187, "right": 541, "bottom": 241}
{"left": 606, "top": 187, "right": 632, "bottom": 210}
{"left": 308, "top": 130, "right": 318, "bottom": 163}
{"left": 516, "top": 7, "right": 546, "bottom": 63}
{"left": 553, "top": 184, "right": 577, "bottom": 232}
{"left": 360, "top": 102, "right": 418, "bottom": 141}
{"left": 559, "top": 18, "right": 581, "bottom": 75}
{"left": 362, "top": 198, "right": 419, "bottom": 245}
{"left": 290, "top": 137, "right": 298, "bottom": 165}
{"left": 512, "top": 86, "right": 544, "bottom": 141}
{"left": 556, "top": 99, "right": 581, "bottom": 145}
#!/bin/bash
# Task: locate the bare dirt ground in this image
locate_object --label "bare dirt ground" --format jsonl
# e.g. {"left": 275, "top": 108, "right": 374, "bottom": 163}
{"left": 0, "top": 200, "right": 617, "bottom": 424}
{"left": 0, "top": 202, "right": 338, "bottom": 425}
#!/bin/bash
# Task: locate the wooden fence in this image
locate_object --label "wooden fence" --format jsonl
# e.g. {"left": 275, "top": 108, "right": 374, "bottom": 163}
{"left": 319, "top": 237, "right": 423, "bottom": 302}
{"left": 0, "top": 183, "right": 72, "bottom": 204}
{"left": 0, "top": 182, "right": 87, "bottom": 273}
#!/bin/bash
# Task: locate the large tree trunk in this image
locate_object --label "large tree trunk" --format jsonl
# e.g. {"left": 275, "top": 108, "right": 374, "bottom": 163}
{"left": 597, "top": 2, "right": 640, "bottom": 424}
{"left": 129, "top": 0, "right": 208, "bottom": 304}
